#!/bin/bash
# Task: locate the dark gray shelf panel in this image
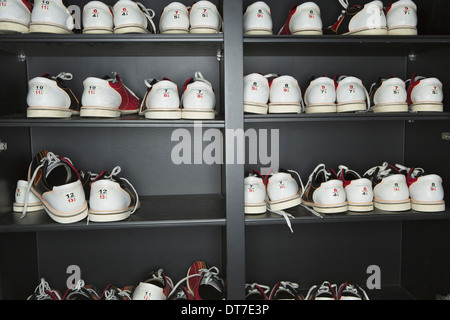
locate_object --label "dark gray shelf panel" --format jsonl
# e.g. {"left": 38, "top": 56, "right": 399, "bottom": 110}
{"left": 0, "top": 34, "right": 224, "bottom": 57}
{"left": 245, "top": 112, "right": 450, "bottom": 123}
{"left": 244, "top": 35, "right": 450, "bottom": 56}
{"left": 245, "top": 205, "right": 449, "bottom": 226}
{"left": 0, "top": 194, "right": 225, "bottom": 232}
{"left": 0, "top": 114, "right": 225, "bottom": 128}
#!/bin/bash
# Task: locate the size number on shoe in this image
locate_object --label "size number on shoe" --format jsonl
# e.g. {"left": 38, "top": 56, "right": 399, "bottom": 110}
{"left": 34, "top": 85, "right": 48, "bottom": 96}
{"left": 0, "top": 0, "right": 11, "bottom": 8}
{"left": 40, "top": 0, "right": 52, "bottom": 11}
{"left": 65, "top": 192, "right": 77, "bottom": 203}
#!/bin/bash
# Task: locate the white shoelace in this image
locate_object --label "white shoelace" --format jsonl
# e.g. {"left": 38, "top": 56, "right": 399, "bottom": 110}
{"left": 193, "top": 71, "right": 212, "bottom": 88}
{"left": 299, "top": 164, "right": 336, "bottom": 219}
{"left": 136, "top": 2, "right": 156, "bottom": 33}
{"left": 305, "top": 281, "right": 336, "bottom": 300}
{"left": 364, "top": 162, "right": 393, "bottom": 179}
{"left": 29, "top": 278, "right": 61, "bottom": 300}
{"left": 395, "top": 163, "right": 424, "bottom": 178}
{"left": 266, "top": 169, "right": 307, "bottom": 233}
{"left": 325, "top": 0, "right": 349, "bottom": 29}
{"left": 151, "top": 268, "right": 174, "bottom": 288}
{"left": 246, "top": 283, "right": 271, "bottom": 296}
{"left": 21, "top": 152, "right": 61, "bottom": 219}
{"left": 54, "top": 72, "right": 73, "bottom": 81}
{"left": 340, "top": 283, "right": 369, "bottom": 300}
{"left": 169, "top": 266, "right": 221, "bottom": 298}
{"left": 337, "top": 164, "right": 362, "bottom": 179}
{"left": 104, "top": 286, "right": 132, "bottom": 300}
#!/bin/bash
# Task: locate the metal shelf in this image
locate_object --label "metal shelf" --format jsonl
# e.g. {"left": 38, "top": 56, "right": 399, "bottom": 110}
{"left": 0, "top": 33, "right": 224, "bottom": 57}
{"left": 245, "top": 112, "right": 450, "bottom": 123}
{"left": 0, "top": 194, "right": 226, "bottom": 233}
{"left": 0, "top": 114, "right": 225, "bottom": 128}
{"left": 244, "top": 35, "right": 450, "bottom": 56}
{"left": 245, "top": 205, "right": 449, "bottom": 226}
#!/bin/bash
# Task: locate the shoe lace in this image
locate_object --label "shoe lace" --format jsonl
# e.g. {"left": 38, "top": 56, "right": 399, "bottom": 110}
{"left": 325, "top": 0, "right": 348, "bottom": 30}
{"left": 246, "top": 283, "right": 271, "bottom": 297}
{"left": 21, "top": 152, "right": 61, "bottom": 219}
{"left": 298, "top": 164, "right": 335, "bottom": 219}
{"left": 29, "top": 278, "right": 61, "bottom": 300}
{"left": 136, "top": 2, "right": 156, "bottom": 33}
{"left": 54, "top": 72, "right": 73, "bottom": 81}
{"left": 337, "top": 164, "right": 362, "bottom": 179}
{"left": 364, "top": 162, "right": 393, "bottom": 178}
{"left": 338, "top": 0, "right": 349, "bottom": 9}
{"left": 266, "top": 169, "right": 307, "bottom": 233}
{"left": 305, "top": 281, "right": 336, "bottom": 300}
{"left": 151, "top": 268, "right": 174, "bottom": 288}
{"left": 340, "top": 282, "right": 369, "bottom": 300}
{"left": 169, "top": 266, "right": 221, "bottom": 297}
{"left": 62, "top": 279, "right": 84, "bottom": 299}
{"left": 395, "top": 163, "right": 424, "bottom": 178}
{"left": 103, "top": 286, "right": 132, "bottom": 300}
{"left": 193, "top": 71, "right": 212, "bottom": 88}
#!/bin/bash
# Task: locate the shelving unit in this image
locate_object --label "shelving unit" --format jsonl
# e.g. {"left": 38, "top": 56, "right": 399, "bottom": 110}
{"left": 0, "top": 0, "right": 448, "bottom": 300}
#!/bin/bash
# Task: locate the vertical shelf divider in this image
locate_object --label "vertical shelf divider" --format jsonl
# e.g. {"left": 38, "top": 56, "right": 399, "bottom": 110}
{"left": 223, "top": 0, "right": 245, "bottom": 300}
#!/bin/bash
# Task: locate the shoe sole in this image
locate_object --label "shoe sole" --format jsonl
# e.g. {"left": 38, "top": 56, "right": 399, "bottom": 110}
{"left": 29, "top": 23, "right": 72, "bottom": 34}
{"left": 347, "top": 203, "right": 374, "bottom": 213}
{"left": 245, "top": 203, "right": 266, "bottom": 214}
{"left": 0, "top": 21, "right": 29, "bottom": 33}
{"left": 374, "top": 199, "right": 411, "bottom": 212}
{"left": 88, "top": 209, "right": 132, "bottom": 222}
{"left": 80, "top": 107, "right": 121, "bottom": 118}
{"left": 411, "top": 200, "right": 445, "bottom": 212}
{"left": 268, "top": 103, "right": 301, "bottom": 114}
{"left": 83, "top": 28, "right": 113, "bottom": 34}
{"left": 372, "top": 103, "right": 408, "bottom": 113}
{"left": 244, "top": 102, "right": 268, "bottom": 114}
{"left": 13, "top": 202, "right": 45, "bottom": 212}
{"left": 144, "top": 109, "right": 182, "bottom": 119}
{"left": 388, "top": 27, "right": 417, "bottom": 35}
{"left": 345, "top": 28, "right": 387, "bottom": 36}
{"left": 114, "top": 26, "right": 148, "bottom": 34}
{"left": 337, "top": 102, "right": 367, "bottom": 113}
{"left": 244, "top": 29, "right": 273, "bottom": 35}
{"left": 269, "top": 195, "right": 301, "bottom": 211}
{"left": 181, "top": 109, "right": 215, "bottom": 119}
{"left": 27, "top": 107, "right": 75, "bottom": 118}
{"left": 410, "top": 102, "right": 443, "bottom": 112}
{"left": 313, "top": 203, "right": 348, "bottom": 214}
{"left": 291, "top": 29, "right": 323, "bottom": 35}
{"left": 302, "top": 199, "right": 348, "bottom": 214}
{"left": 305, "top": 104, "right": 337, "bottom": 113}
{"left": 190, "top": 27, "right": 219, "bottom": 34}
{"left": 160, "top": 29, "right": 189, "bottom": 34}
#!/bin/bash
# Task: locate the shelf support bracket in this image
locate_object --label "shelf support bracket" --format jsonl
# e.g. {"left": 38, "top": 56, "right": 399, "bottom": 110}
{"left": 442, "top": 132, "right": 450, "bottom": 141}
{"left": 216, "top": 44, "right": 224, "bottom": 61}
{"left": 0, "top": 140, "right": 7, "bottom": 152}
